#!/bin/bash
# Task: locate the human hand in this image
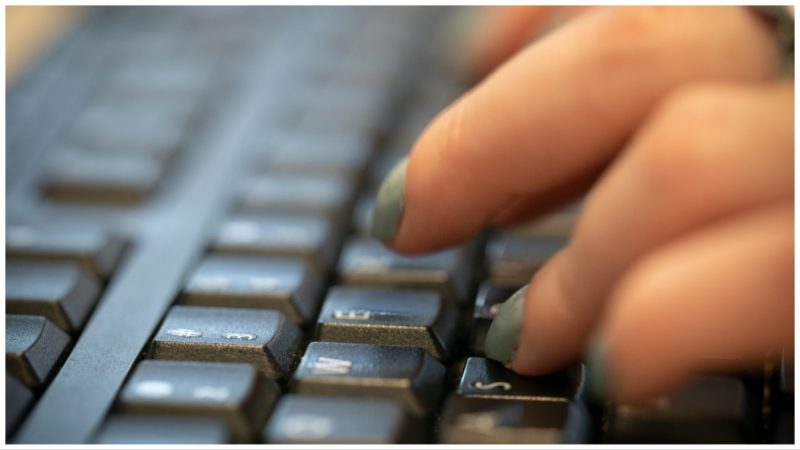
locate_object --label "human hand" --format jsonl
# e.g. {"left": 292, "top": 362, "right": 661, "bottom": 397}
{"left": 369, "top": 6, "right": 793, "bottom": 405}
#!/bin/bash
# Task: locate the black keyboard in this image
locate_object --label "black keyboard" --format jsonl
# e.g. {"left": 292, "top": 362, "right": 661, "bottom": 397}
{"left": 6, "top": 6, "right": 794, "bottom": 444}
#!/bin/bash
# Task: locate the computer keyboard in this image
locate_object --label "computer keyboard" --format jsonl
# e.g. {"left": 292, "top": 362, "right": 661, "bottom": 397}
{"left": 5, "top": 6, "right": 794, "bottom": 444}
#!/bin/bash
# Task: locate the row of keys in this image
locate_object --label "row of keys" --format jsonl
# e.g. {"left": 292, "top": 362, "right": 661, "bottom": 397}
{"left": 148, "top": 282, "right": 460, "bottom": 379}
{"left": 110, "top": 342, "right": 442, "bottom": 442}
{"left": 177, "top": 232, "right": 477, "bottom": 327}
{"left": 105, "top": 352, "right": 589, "bottom": 443}
{"left": 100, "top": 348, "right": 762, "bottom": 444}
{"left": 39, "top": 6, "right": 226, "bottom": 207}
{"left": 97, "top": 396, "right": 408, "bottom": 444}
{"left": 6, "top": 222, "right": 126, "bottom": 437}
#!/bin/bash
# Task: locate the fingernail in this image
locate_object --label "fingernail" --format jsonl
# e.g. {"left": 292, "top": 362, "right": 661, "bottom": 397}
{"left": 584, "top": 335, "right": 610, "bottom": 405}
{"left": 485, "top": 285, "right": 529, "bottom": 365}
{"left": 369, "top": 156, "right": 408, "bottom": 242}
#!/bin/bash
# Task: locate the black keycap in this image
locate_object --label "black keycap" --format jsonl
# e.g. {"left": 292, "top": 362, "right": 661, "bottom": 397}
{"left": 294, "top": 83, "right": 389, "bottom": 137}
{"left": 6, "top": 223, "right": 126, "bottom": 278}
{"left": 151, "top": 306, "right": 302, "bottom": 380}
{"left": 457, "top": 357, "right": 583, "bottom": 401}
{"left": 94, "top": 415, "right": 230, "bottom": 444}
{"left": 64, "top": 103, "right": 187, "bottom": 162}
{"left": 239, "top": 173, "right": 355, "bottom": 218}
{"left": 6, "top": 261, "right": 101, "bottom": 331}
{"left": 106, "top": 61, "right": 212, "bottom": 100}
{"left": 337, "top": 238, "right": 472, "bottom": 305}
{"left": 180, "top": 255, "right": 321, "bottom": 324}
{"left": 471, "top": 283, "right": 522, "bottom": 353}
{"left": 118, "top": 360, "right": 279, "bottom": 442}
{"left": 606, "top": 376, "right": 755, "bottom": 443}
{"left": 264, "top": 395, "right": 407, "bottom": 444}
{"left": 486, "top": 233, "right": 566, "bottom": 286}
{"left": 439, "top": 395, "right": 571, "bottom": 444}
{"left": 317, "top": 286, "right": 457, "bottom": 359}
{"left": 42, "top": 150, "right": 165, "bottom": 205}
{"left": 6, "top": 315, "right": 71, "bottom": 388}
{"left": 211, "top": 213, "right": 338, "bottom": 271}
{"left": 6, "top": 374, "right": 34, "bottom": 437}
{"left": 292, "top": 342, "right": 446, "bottom": 417}
{"left": 266, "top": 132, "right": 372, "bottom": 177}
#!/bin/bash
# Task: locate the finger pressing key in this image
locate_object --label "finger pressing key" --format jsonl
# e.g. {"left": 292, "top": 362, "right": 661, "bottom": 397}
{"left": 370, "top": 7, "right": 777, "bottom": 254}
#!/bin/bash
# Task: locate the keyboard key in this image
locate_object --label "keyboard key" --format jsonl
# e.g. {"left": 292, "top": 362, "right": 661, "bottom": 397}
{"left": 151, "top": 306, "right": 302, "bottom": 380}
{"left": 264, "top": 395, "right": 408, "bottom": 444}
{"left": 6, "top": 223, "right": 126, "bottom": 278}
{"left": 294, "top": 83, "right": 390, "bottom": 137}
{"left": 6, "top": 261, "right": 101, "bottom": 332}
{"left": 337, "top": 238, "right": 472, "bottom": 305}
{"left": 471, "top": 283, "right": 521, "bottom": 353}
{"left": 6, "top": 315, "right": 71, "bottom": 388}
{"left": 211, "top": 214, "right": 338, "bottom": 271}
{"left": 457, "top": 357, "right": 583, "bottom": 402}
{"left": 64, "top": 103, "right": 187, "bottom": 161}
{"left": 293, "top": 342, "right": 446, "bottom": 417}
{"left": 94, "top": 415, "right": 230, "bottom": 444}
{"left": 605, "top": 376, "right": 755, "bottom": 443}
{"left": 486, "top": 233, "right": 566, "bottom": 286}
{"left": 317, "top": 286, "right": 457, "bottom": 359}
{"left": 118, "top": 360, "right": 279, "bottom": 442}
{"left": 439, "top": 395, "right": 570, "bottom": 444}
{"left": 42, "top": 150, "right": 165, "bottom": 205}
{"left": 239, "top": 173, "right": 355, "bottom": 218}
{"left": 6, "top": 374, "right": 34, "bottom": 437}
{"left": 265, "top": 132, "right": 372, "bottom": 177}
{"left": 180, "top": 255, "right": 321, "bottom": 324}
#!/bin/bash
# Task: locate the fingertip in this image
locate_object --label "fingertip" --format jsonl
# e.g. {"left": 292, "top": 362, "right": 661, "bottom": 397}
{"left": 369, "top": 156, "right": 408, "bottom": 243}
{"left": 485, "top": 285, "right": 529, "bottom": 365}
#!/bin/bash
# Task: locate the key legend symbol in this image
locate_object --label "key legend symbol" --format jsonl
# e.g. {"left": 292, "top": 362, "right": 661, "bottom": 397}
{"left": 473, "top": 381, "right": 512, "bottom": 391}
{"left": 282, "top": 414, "right": 333, "bottom": 440}
{"left": 311, "top": 356, "right": 352, "bottom": 375}
{"left": 134, "top": 380, "right": 174, "bottom": 398}
{"left": 192, "top": 386, "right": 231, "bottom": 402}
{"left": 223, "top": 332, "right": 257, "bottom": 341}
{"left": 167, "top": 328, "right": 202, "bottom": 338}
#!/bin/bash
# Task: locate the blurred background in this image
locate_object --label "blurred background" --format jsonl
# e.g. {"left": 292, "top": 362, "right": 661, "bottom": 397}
{"left": 7, "top": 6, "right": 86, "bottom": 85}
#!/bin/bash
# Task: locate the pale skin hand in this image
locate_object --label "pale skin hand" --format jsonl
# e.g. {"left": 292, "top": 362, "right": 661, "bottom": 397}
{"left": 382, "top": 6, "right": 794, "bottom": 404}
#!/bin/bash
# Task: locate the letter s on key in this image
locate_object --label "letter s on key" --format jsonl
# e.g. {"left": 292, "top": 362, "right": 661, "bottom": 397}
{"left": 473, "top": 381, "right": 512, "bottom": 391}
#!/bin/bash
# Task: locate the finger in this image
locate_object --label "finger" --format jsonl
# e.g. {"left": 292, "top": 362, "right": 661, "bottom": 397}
{"left": 484, "top": 81, "right": 792, "bottom": 374}
{"left": 464, "top": 6, "right": 559, "bottom": 79}
{"left": 589, "top": 202, "right": 793, "bottom": 404}
{"left": 370, "top": 6, "right": 779, "bottom": 253}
